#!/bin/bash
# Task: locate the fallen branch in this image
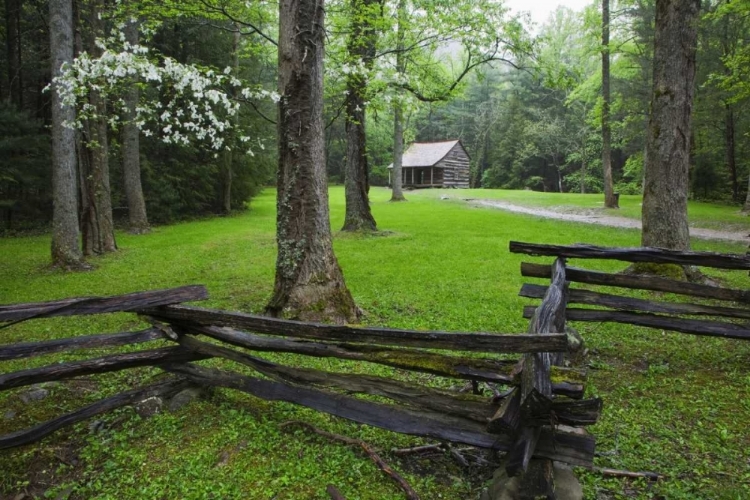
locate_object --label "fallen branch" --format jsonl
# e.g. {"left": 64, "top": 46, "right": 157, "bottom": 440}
{"left": 281, "top": 420, "right": 420, "bottom": 500}
{"left": 391, "top": 443, "right": 443, "bottom": 455}
{"left": 594, "top": 467, "right": 663, "bottom": 481}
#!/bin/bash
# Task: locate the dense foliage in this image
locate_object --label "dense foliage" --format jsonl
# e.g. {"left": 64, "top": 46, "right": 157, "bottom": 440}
{"left": 1, "top": 0, "right": 749, "bottom": 226}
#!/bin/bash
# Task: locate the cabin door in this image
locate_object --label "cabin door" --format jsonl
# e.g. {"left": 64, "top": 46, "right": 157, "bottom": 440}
{"left": 415, "top": 169, "right": 424, "bottom": 186}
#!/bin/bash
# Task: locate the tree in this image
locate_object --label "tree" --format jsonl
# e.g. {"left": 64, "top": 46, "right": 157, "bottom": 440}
{"left": 49, "top": 0, "right": 83, "bottom": 267}
{"left": 641, "top": 0, "right": 700, "bottom": 251}
{"left": 79, "top": 0, "right": 117, "bottom": 255}
{"left": 341, "top": 0, "right": 380, "bottom": 231}
{"left": 5, "top": 0, "right": 22, "bottom": 107}
{"left": 602, "top": 0, "right": 618, "bottom": 207}
{"left": 122, "top": 17, "right": 150, "bottom": 234}
{"left": 266, "top": 0, "right": 359, "bottom": 322}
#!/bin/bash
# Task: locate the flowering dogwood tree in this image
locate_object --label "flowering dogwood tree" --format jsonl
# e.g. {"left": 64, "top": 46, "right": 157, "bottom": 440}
{"left": 53, "top": 29, "right": 279, "bottom": 154}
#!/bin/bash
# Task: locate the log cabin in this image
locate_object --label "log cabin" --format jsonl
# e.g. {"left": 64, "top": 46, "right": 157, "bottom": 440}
{"left": 388, "top": 140, "right": 470, "bottom": 188}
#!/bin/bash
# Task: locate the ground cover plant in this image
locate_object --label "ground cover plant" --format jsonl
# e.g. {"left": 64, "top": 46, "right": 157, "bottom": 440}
{"left": 1, "top": 187, "right": 749, "bottom": 499}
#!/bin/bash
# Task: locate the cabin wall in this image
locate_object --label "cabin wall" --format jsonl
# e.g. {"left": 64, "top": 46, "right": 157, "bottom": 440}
{"left": 435, "top": 145, "right": 470, "bottom": 188}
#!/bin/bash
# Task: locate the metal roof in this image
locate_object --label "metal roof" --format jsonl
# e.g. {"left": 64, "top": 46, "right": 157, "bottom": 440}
{"left": 387, "top": 140, "right": 461, "bottom": 168}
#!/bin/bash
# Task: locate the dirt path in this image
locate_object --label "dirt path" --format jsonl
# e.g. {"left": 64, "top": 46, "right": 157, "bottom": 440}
{"left": 464, "top": 199, "right": 749, "bottom": 244}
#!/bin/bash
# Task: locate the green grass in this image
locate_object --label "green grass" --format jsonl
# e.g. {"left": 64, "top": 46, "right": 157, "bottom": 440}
{"left": 411, "top": 188, "right": 750, "bottom": 232}
{"left": 1, "top": 186, "right": 749, "bottom": 499}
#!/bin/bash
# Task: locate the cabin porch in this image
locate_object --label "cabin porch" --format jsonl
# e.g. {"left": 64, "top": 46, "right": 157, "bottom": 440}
{"left": 389, "top": 166, "right": 444, "bottom": 188}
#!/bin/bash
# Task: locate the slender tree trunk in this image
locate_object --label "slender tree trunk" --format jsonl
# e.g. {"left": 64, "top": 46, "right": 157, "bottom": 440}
{"left": 602, "top": 0, "right": 618, "bottom": 208}
{"left": 80, "top": 0, "right": 116, "bottom": 255}
{"left": 221, "top": 25, "right": 240, "bottom": 215}
{"left": 5, "top": 0, "right": 22, "bottom": 107}
{"left": 724, "top": 104, "right": 738, "bottom": 203}
{"left": 641, "top": 0, "right": 700, "bottom": 251}
{"left": 389, "top": 0, "right": 406, "bottom": 202}
{"left": 49, "top": 0, "right": 83, "bottom": 268}
{"left": 580, "top": 149, "right": 586, "bottom": 194}
{"left": 342, "top": 0, "right": 379, "bottom": 232}
{"left": 121, "top": 18, "right": 149, "bottom": 234}
{"left": 266, "top": 0, "right": 358, "bottom": 323}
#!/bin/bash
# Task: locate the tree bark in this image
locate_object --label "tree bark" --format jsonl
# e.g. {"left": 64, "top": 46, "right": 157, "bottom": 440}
{"left": 602, "top": 0, "right": 618, "bottom": 208}
{"left": 266, "top": 0, "right": 359, "bottom": 323}
{"left": 641, "top": 0, "right": 700, "bottom": 251}
{"left": 49, "top": 0, "right": 83, "bottom": 268}
{"left": 724, "top": 103, "right": 738, "bottom": 203}
{"left": 122, "top": 18, "right": 150, "bottom": 233}
{"left": 389, "top": 0, "right": 406, "bottom": 202}
{"left": 5, "top": 0, "right": 23, "bottom": 107}
{"left": 342, "top": 0, "right": 379, "bottom": 232}
{"left": 221, "top": 26, "right": 240, "bottom": 215}
{"left": 80, "top": 0, "right": 116, "bottom": 256}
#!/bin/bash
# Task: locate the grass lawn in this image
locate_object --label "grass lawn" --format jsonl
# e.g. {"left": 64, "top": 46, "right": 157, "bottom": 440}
{"left": 1, "top": 186, "right": 749, "bottom": 499}
{"left": 411, "top": 188, "right": 750, "bottom": 233}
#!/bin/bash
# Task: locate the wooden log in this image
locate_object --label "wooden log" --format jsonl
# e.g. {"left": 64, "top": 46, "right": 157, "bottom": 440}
{"left": 0, "top": 328, "right": 164, "bottom": 361}
{"left": 521, "top": 284, "right": 750, "bottom": 320}
{"left": 521, "top": 262, "right": 750, "bottom": 304}
{"left": 161, "top": 363, "right": 596, "bottom": 466}
{"left": 518, "top": 459, "right": 555, "bottom": 500}
{"left": 190, "top": 326, "right": 586, "bottom": 397}
{"left": 523, "top": 307, "right": 750, "bottom": 340}
{"left": 520, "top": 258, "right": 568, "bottom": 417}
{"left": 505, "top": 426, "right": 540, "bottom": 477}
{"left": 486, "top": 388, "right": 521, "bottom": 434}
{"left": 142, "top": 305, "right": 569, "bottom": 353}
{"left": 0, "top": 378, "right": 188, "bottom": 449}
{"left": 511, "top": 258, "right": 569, "bottom": 480}
{"left": 526, "top": 397, "right": 603, "bottom": 427}
{"left": 510, "top": 241, "right": 750, "bottom": 270}
{"left": 0, "top": 347, "right": 208, "bottom": 391}
{"left": 178, "top": 335, "right": 496, "bottom": 424}
{"left": 0, "top": 286, "right": 209, "bottom": 323}
{"left": 488, "top": 393, "right": 601, "bottom": 432}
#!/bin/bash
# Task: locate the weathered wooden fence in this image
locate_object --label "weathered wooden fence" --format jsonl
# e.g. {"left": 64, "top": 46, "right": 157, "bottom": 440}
{"left": 512, "top": 241, "right": 750, "bottom": 341}
{"left": 0, "top": 278, "right": 600, "bottom": 494}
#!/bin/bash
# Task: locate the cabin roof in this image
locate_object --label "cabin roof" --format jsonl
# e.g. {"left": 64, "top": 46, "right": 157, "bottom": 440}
{"left": 387, "top": 140, "right": 464, "bottom": 168}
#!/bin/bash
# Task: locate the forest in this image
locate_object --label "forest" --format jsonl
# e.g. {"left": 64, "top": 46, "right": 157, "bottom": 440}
{"left": 1, "top": 0, "right": 749, "bottom": 235}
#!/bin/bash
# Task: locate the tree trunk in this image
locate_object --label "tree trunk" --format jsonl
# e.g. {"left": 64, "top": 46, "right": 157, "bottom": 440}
{"left": 221, "top": 26, "right": 240, "bottom": 215}
{"left": 641, "top": 0, "right": 700, "bottom": 251}
{"left": 389, "top": 0, "right": 406, "bottom": 202}
{"left": 342, "top": 0, "right": 379, "bottom": 232}
{"left": 580, "top": 150, "right": 586, "bottom": 194}
{"left": 724, "top": 103, "right": 738, "bottom": 203}
{"left": 602, "top": 0, "right": 618, "bottom": 208}
{"left": 5, "top": 0, "right": 22, "bottom": 107}
{"left": 49, "top": 0, "right": 83, "bottom": 268}
{"left": 121, "top": 19, "right": 149, "bottom": 234}
{"left": 80, "top": 0, "right": 116, "bottom": 256}
{"left": 266, "top": 0, "right": 359, "bottom": 323}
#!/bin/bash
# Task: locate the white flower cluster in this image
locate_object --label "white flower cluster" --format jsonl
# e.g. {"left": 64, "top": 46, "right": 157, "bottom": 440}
{"left": 52, "top": 35, "right": 280, "bottom": 152}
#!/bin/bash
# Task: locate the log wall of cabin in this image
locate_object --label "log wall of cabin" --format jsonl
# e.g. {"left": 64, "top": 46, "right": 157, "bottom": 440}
{"left": 436, "top": 145, "right": 470, "bottom": 188}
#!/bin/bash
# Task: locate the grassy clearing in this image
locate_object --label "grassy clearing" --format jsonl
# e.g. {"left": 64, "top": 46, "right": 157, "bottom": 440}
{"left": 1, "top": 186, "right": 749, "bottom": 499}
{"left": 411, "top": 188, "right": 750, "bottom": 233}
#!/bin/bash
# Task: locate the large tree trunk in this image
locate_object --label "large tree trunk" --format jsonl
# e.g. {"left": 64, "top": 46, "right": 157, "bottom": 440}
{"left": 389, "top": 0, "right": 406, "bottom": 203}
{"left": 602, "top": 0, "right": 618, "bottom": 208}
{"left": 221, "top": 26, "right": 240, "bottom": 215}
{"left": 122, "top": 18, "right": 149, "bottom": 234}
{"left": 5, "top": 0, "right": 22, "bottom": 107}
{"left": 342, "top": 0, "right": 379, "bottom": 232}
{"left": 266, "top": 0, "right": 359, "bottom": 323}
{"left": 80, "top": 0, "right": 116, "bottom": 256}
{"left": 641, "top": 0, "right": 700, "bottom": 251}
{"left": 49, "top": 0, "right": 83, "bottom": 268}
